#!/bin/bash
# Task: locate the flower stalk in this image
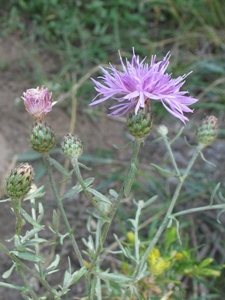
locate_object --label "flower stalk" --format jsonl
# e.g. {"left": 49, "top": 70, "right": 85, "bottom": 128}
{"left": 11, "top": 198, "right": 25, "bottom": 247}
{"left": 43, "top": 154, "right": 84, "bottom": 268}
{"left": 71, "top": 158, "right": 109, "bottom": 220}
{"left": 87, "top": 138, "right": 142, "bottom": 282}
{"left": 135, "top": 144, "right": 204, "bottom": 276}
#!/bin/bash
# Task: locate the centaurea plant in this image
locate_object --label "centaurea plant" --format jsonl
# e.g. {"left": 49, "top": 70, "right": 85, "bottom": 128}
{"left": 0, "top": 50, "right": 223, "bottom": 299}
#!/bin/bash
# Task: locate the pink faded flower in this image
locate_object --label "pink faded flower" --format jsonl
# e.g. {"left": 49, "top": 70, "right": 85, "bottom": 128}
{"left": 22, "top": 86, "right": 56, "bottom": 120}
{"left": 90, "top": 50, "right": 198, "bottom": 123}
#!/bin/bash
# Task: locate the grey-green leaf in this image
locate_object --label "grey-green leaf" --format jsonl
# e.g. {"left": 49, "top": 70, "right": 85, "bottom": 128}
{"left": 2, "top": 264, "right": 15, "bottom": 279}
{"left": 11, "top": 251, "right": 44, "bottom": 263}
{"left": 49, "top": 157, "right": 72, "bottom": 177}
{"left": 151, "top": 164, "right": 178, "bottom": 178}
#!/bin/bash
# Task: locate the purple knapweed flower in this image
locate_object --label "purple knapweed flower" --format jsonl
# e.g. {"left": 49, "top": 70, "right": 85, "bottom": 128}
{"left": 90, "top": 50, "right": 198, "bottom": 123}
{"left": 22, "top": 86, "right": 56, "bottom": 120}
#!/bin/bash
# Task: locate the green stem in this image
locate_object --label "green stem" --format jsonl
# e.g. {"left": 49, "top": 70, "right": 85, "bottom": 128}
{"left": 171, "top": 203, "right": 225, "bottom": 218}
{"left": 0, "top": 242, "right": 57, "bottom": 297}
{"left": 134, "top": 202, "right": 143, "bottom": 264}
{"left": 18, "top": 266, "right": 38, "bottom": 300}
{"left": 123, "top": 138, "right": 142, "bottom": 196}
{"left": 87, "top": 138, "right": 142, "bottom": 276}
{"left": 71, "top": 158, "right": 109, "bottom": 220}
{"left": 95, "top": 219, "right": 103, "bottom": 300}
{"left": 136, "top": 144, "right": 203, "bottom": 277}
{"left": 11, "top": 198, "right": 25, "bottom": 243}
{"left": 162, "top": 134, "right": 180, "bottom": 176}
{"left": 31, "top": 198, "right": 43, "bottom": 277}
{"left": 43, "top": 155, "right": 84, "bottom": 268}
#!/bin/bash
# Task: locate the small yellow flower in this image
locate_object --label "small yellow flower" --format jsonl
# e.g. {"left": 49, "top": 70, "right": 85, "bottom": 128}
{"left": 148, "top": 248, "right": 171, "bottom": 276}
{"left": 127, "top": 232, "right": 135, "bottom": 244}
{"left": 83, "top": 260, "right": 90, "bottom": 268}
{"left": 175, "top": 252, "right": 184, "bottom": 260}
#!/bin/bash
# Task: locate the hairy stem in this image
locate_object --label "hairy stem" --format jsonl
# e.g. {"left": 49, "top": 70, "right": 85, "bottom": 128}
{"left": 0, "top": 242, "right": 57, "bottom": 297}
{"left": 136, "top": 144, "right": 203, "bottom": 276}
{"left": 71, "top": 158, "right": 109, "bottom": 220}
{"left": 87, "top": 138, "right": 142, "bottom": 279}
{"left": 30, "top": 198, "right": 43, "bottom": 277}
{"left": 171, "top": 203, "right": 225, "bottom": 218}
{"left": 43, "top": 154, "right": 84, "bottom": 268}
{"left": 11, "top": 198, "right": 25, "bottom": 245}
{"left": 18, "top": 266, "right": 39, "bottom": 300}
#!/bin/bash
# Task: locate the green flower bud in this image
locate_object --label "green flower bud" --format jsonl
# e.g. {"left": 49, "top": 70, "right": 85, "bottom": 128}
{"left": 30, "top": 121, "right": 56, "bottom": 154}
{"left": 127, "top": 105, "right": 153, "bottom": 138}
{"left": 5, "top": 163, "right": 34, "bottom": 199}
{"left": 61, "top": 133, "right": 83, "bottom": 159}
{"left": 196, "top": 115, "right": 218, "bottom": 147}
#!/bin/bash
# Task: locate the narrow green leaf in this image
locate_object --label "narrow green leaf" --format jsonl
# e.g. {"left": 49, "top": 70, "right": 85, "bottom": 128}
{"left": 63, "top": 270, "right": 71, "bottom": 288}
{"left": 24, "top": 186, "right": 45, "bottom": 201}
{"left": 21, "top": 231, "right": 45, "bottom": 243}
{"left": 61, "top": 178, "right": 94, "bottom": 200}
{"left": 124, "top": 163, "right": 137, "bottom": 197}
{"left": 59, "top": 170, "right": 74, "bottom": 183}
{"left": 210, "top": 182, "right": 220, "bottom": 206}
{"left": 20, "top": 208, "right": 43, "bottom": 229}
{"left": 199, "top": 258, "right": 214, "bottom": 268}
{"left": 199, "top": 151, "right": 216, "bottom": 167}
{"left": 113, "top": 234, "right": 127, "bottom": 257}
{"left": 69, "top": 266, "right": 87, "bottom": 286}
{"left": 109, "top": 189, "right": 118, "bottom": 199}
{"left": 52, "top": 210, "right": 59, "bottom": 232}
{"left": 217, "top": 209, "right": 225, "bottom": 224}
{"left": 97, "top": 271, "right": 132, "bottom": 283}
{"left": 11, "top": 251, "right": 44, "bottom": 263}
{"left": 142, "top": 195, "right": 158, "bottom": 208}
{"left": 87, "top": 188, "right": 111, "bottom": 204}
{"left": 0, "top": 198, "right": 10, "bottom": 203}
{"left": 44, "top": 254, "right": 60, "bottom": 276}
{"left": 49, "top": 157, "right": 72, "bottom": 177}
{"left": 78, "top": 162, "right": 92, "bottom": 171}
{"left": 0, "top": 282, "right": 24, "bottom": 290}
{"left": 151, "top": 164, "right": 178, "bottom": 178}
{"left": 2, "top": 263, "right": 15, "bottom": 279}
{"left": 22, "top": 238, "right": 47, "bottom": 247}
{"left": 37, "top": 202, "right": 44, "bottom": 223}
{"left": 128, "top": 219, "right": 136, "bottom": 228}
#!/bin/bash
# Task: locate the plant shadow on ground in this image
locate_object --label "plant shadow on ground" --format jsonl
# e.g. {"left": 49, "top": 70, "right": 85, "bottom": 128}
{"left": 0, "top": 1, "right": 225, "bottom": 299}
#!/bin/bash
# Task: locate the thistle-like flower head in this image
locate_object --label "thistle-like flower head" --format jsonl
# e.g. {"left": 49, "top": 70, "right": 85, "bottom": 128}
{"left": 61, "top": 133, "right": 83, "bottom": 160}
{"left": 30, "top": 121, "right": 56, "bottom": 154}
{"left": 90, "top": 50, "right": 198, "bottom": 123}
{"left": 22, "top": 86, "right": 56, "bottom": 120}
{"left": 5, "top": 163, "right": 34, "bottom": 200}
{"left": 196, "top": 115, "right": 218, "bottom": 147}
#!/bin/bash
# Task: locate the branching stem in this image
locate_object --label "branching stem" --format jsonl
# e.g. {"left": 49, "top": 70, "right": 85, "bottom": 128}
{"left": 43, "top": 154, "right": 84, "bottom": 268}
{"left": 135, "top": 144, "right": 203, "bottom": 276}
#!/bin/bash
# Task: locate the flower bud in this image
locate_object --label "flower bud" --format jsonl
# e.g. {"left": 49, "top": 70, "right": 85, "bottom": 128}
{"left": 30, "top": 121, "right": 56, "bottom": 154}
{"left": 22, "top": 86, "right": 56, "bottom": 120}
{"left": 157, "top": 125, "right": 168, "bottom": 137}
{"left": 61, "top": 133, "right": 83, "bottom": 159}
{"left": 196, "top": 115, "right": 218, "bottom": 146}
{"left": 127, "top": 105, "right": 153, "bottom": 138}
{"left": 5, "top": 163, "right": 34, "bottom": 199}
